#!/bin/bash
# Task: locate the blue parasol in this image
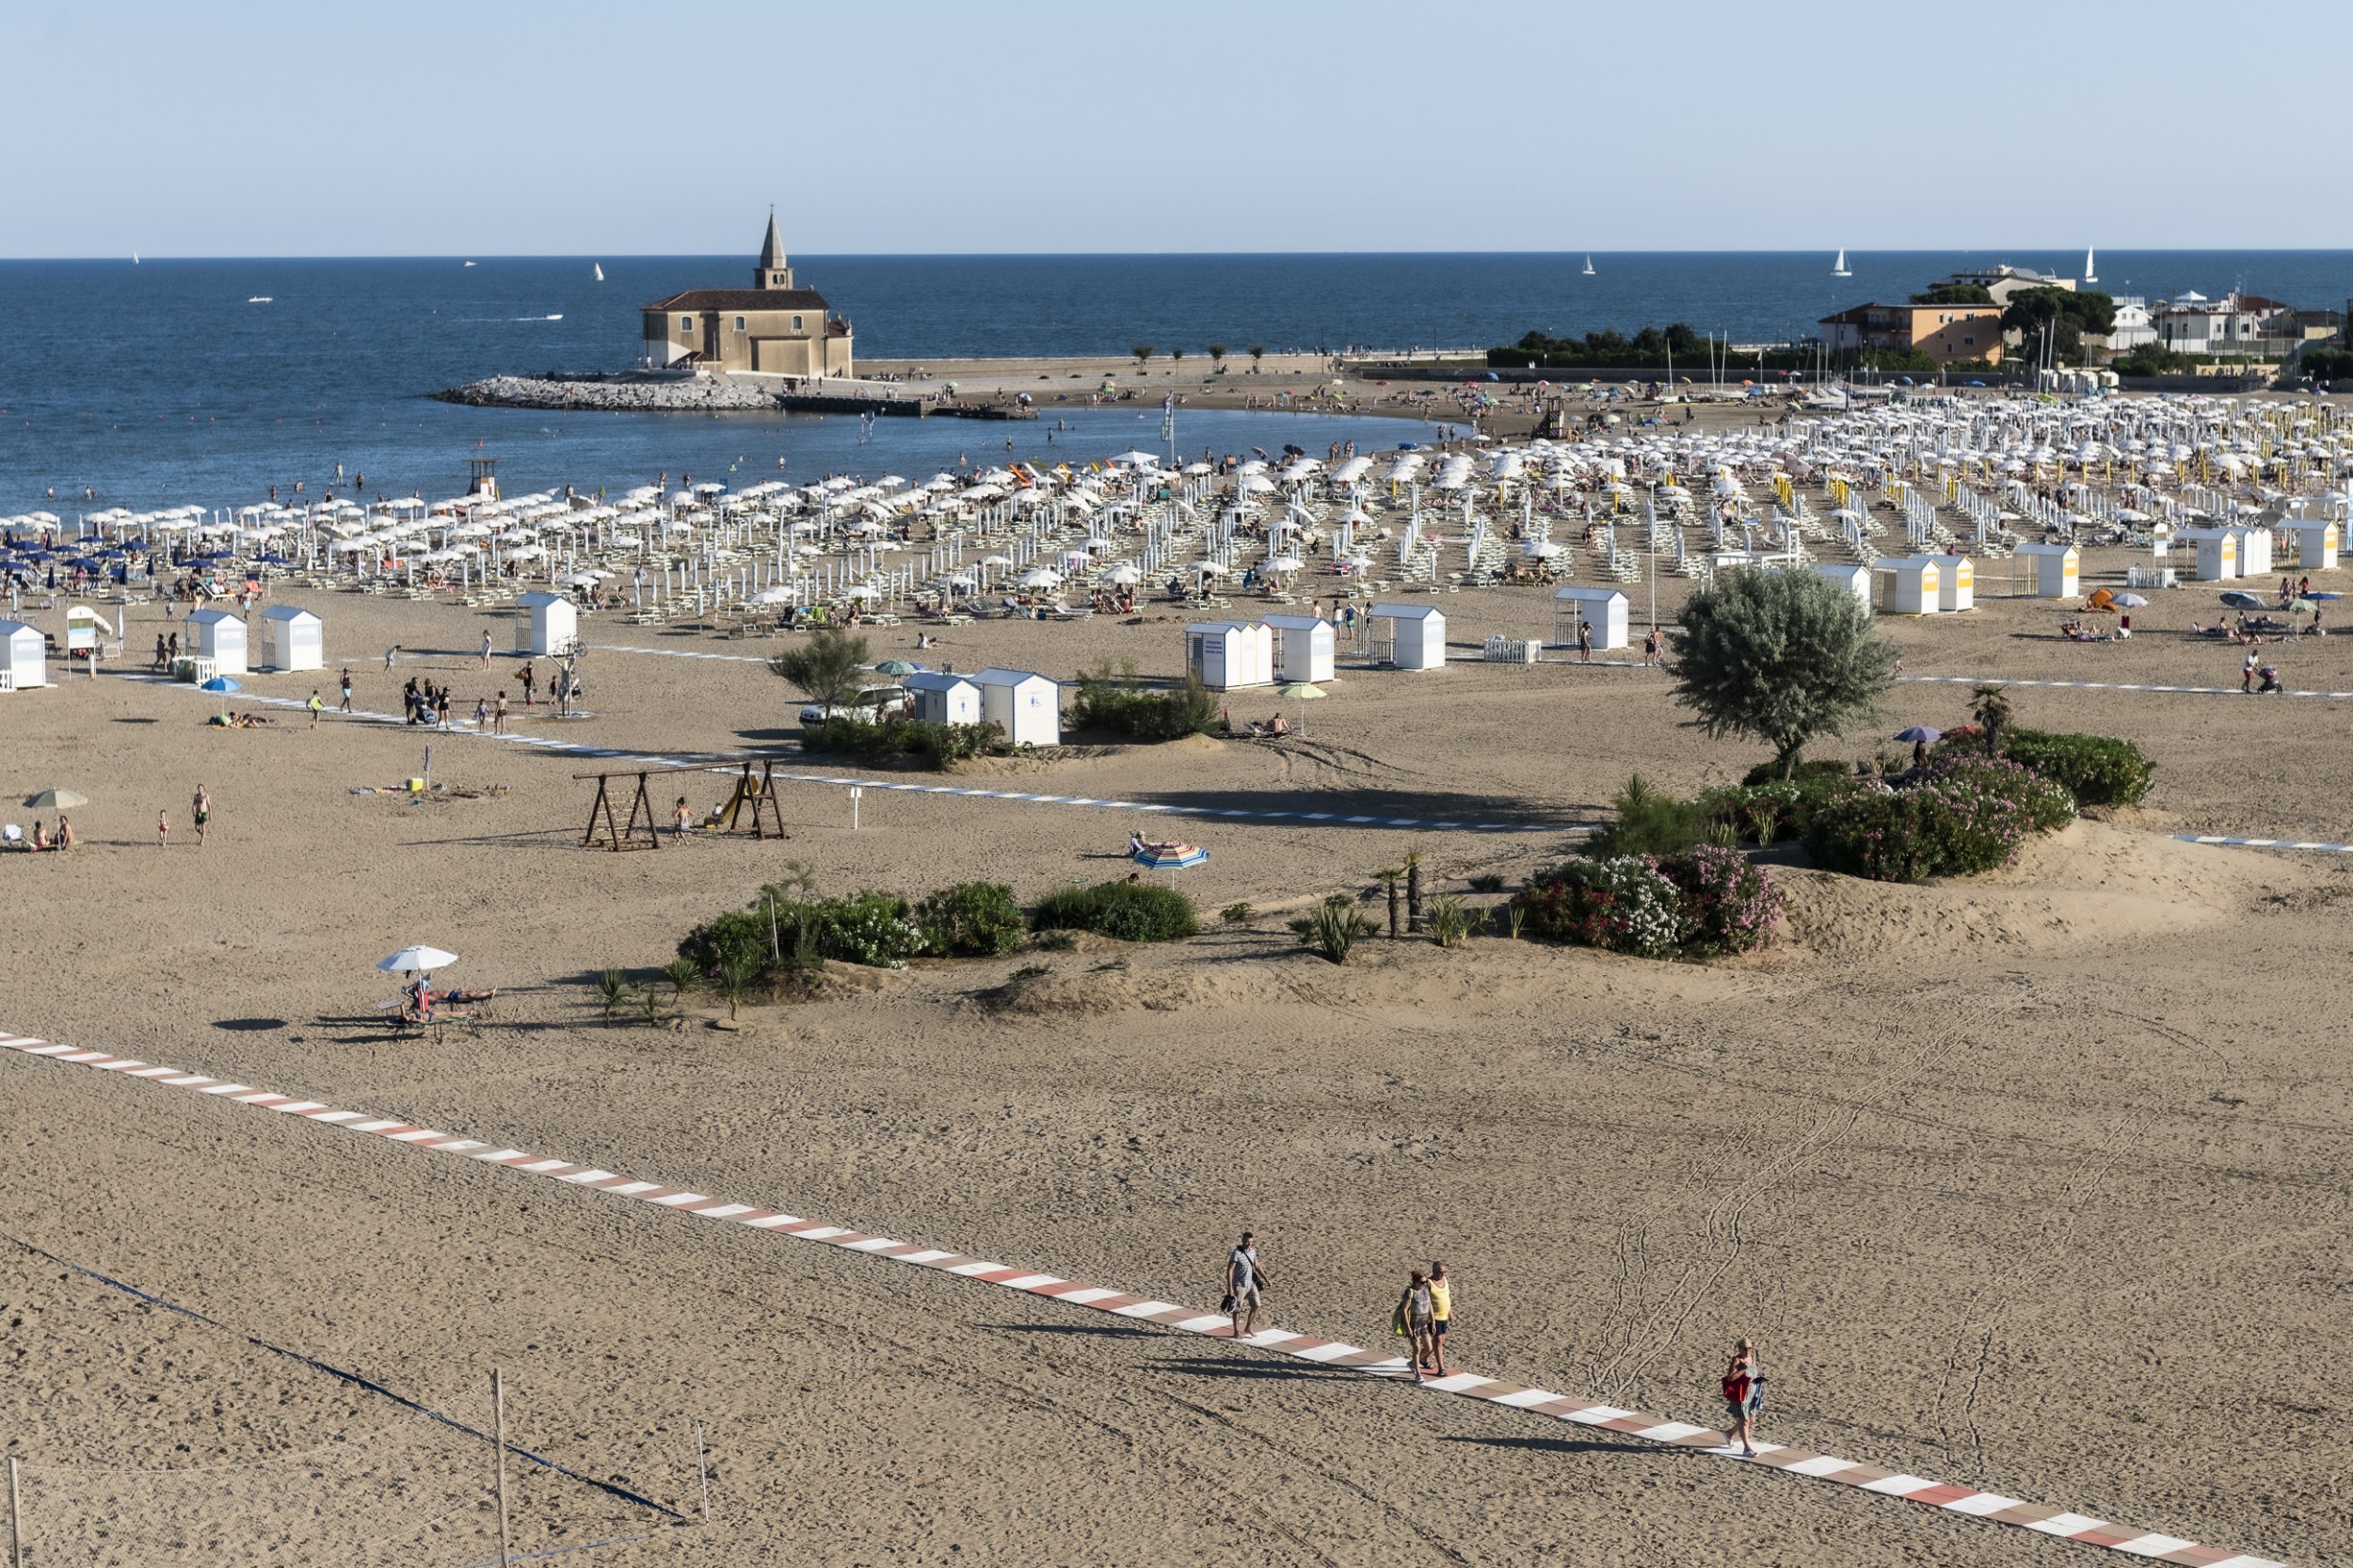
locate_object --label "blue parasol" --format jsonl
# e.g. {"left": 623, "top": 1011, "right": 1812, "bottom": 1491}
{"left": 1132, "top": 842, "right": 1209, "bottom": 886}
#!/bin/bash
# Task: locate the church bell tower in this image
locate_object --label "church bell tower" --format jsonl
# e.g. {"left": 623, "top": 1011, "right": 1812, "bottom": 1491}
{"left": 755, "top": 208, "right": 792, "bottom": 291}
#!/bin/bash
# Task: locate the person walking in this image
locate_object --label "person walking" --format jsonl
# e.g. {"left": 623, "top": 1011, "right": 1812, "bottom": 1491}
{"left": 1224, "top": 1232, "right": 1267, "bottom": 1339}
{"left": 1577, "top": 618, "right": 1594, "bottom": 663}
{"left": 2242, "top": 648, "right": 2259, "bottom": 693}
{"left": 493, "top": 692, "right": 509, "bottom": 734}
{"left": 1428, "top": 1261, "right": 1456, "bottom": 1375}
{"left": 479, "top": 630, "right": 493, "bottom": 671}
{"left": 1643, "top": 625, "right": 1664, "bottom": 666}
{"left": 191, "top": 784, "right": 212, "bottom": 848}
{"left": 672, "top": 795, "right": 693, "bottom": 839}
{"left": 1397, "top": 1271, "right": 1437, "bottom": 1381}
{"left": 306, "top": 689, "right": 324, "bottom": 728}
{"left": 156, "top": 809, "right": 169, "bottom": 849}
{"left": 339, "top": 666, "right": 353, "bottom": 712}
{"left": 520, "top": 660, "right": 536, "bottom": 707}
{"left": 1721, "top": 1337, "right": 1762, "bottom": 1456}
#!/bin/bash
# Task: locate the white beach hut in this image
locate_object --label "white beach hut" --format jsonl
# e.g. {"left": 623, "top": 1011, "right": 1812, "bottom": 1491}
{"left": 185, "top": 606, "right": 249, "bottom": 676}
{"left": 2230, "top": 525, "right": 2274, "bottom": 577}
{"left": 2287, "top": 520, "right": 2339, "bottom": 571}
{"left": 904, "top": 670, "right": 982, "bottom": 728}
{"left": 1260, "top": 614, "right": 1336, "bottom": 683}
{"left": 1550, "top": 586, "right": 1631, "bottom": 649}
{"left": 260, "top": 605, "right": 325, "bottom": 672}
{"left": 2178, "top": 529, "right": 2239, "bottom": 582}
{"left": 1929, "top": 552, "right": 1976, "bottom": 612}
{"left": 1871, "top": 557, "right": 1942, "bottom": 616}
{"left": 2012, "top": 543, "right": 2080, "bottom": 599}
{"left": 0, "top": 619, "right": 45, "bottom": 691}
{"left": 1185, "top": 621, "right": 1275, "bottom": 690}
{"left": 973, "top": 668, "right": 1061, "bottom": 747}
{"left": 1369, "top": 602, "right": 1446, "bottom": 669}
{"left": 514, "top": 591, "right": 581, "bottom": 656}
{"left": 1810, "top": 563, "right": 1872, "bottom": 608}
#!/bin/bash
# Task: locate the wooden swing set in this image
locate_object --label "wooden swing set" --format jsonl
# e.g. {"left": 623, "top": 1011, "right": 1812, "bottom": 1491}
{"left": 576, "top": 759, "right": 790, "bottom": 850}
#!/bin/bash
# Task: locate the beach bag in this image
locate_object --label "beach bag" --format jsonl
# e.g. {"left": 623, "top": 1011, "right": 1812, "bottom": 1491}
{"left": 1392, "top": 1303, "right": 1409, "bottom": 1338}
{"left": 1219, "top": 1293, "right": 1236, "bottom": 1314}
{"left": 1721, "top": 1374, "right": 1751, "bottom": 1407}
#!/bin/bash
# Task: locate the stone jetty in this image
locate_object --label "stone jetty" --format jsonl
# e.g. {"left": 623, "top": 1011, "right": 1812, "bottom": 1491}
{"left": 434, "top": 373, "right": 1035, "bottom": 420}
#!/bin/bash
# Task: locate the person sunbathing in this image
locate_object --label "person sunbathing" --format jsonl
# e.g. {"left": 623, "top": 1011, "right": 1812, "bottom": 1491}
{"left": 1265, "top": 712, "right": 1292, "bottom": 735}
{"left": 1128, "top": 831, "right": 1181, "bottom": 856}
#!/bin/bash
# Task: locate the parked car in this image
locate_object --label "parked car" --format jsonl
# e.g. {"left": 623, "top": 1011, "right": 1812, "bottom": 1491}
{"left": 799, "top": 684, "right": 910, "bottom": 725}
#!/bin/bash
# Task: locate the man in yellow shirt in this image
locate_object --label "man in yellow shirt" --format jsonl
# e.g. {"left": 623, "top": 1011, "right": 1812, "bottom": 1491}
{"left": 1429, "top": 1261, "right": 1455, "bottom": 1375}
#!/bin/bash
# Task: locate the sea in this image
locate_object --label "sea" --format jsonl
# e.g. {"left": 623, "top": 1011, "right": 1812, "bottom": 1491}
{"left": 4, "top": 250, "right": 2347, "bottom": 513}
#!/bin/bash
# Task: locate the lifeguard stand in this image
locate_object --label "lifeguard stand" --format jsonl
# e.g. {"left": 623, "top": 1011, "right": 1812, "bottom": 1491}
{"left": 467, "top": 456, "right": 500, "bottom": 503}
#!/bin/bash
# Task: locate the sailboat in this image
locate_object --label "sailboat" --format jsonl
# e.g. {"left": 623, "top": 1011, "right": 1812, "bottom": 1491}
{"left": 2084, "top": 247, "right": 2098, "bottom": 284}
{"left": 1582, "top": 255, "right": 1595, "bottom": 276}
{"left": 593, "top": 263, "right": 604, "bottom": 281}
{"left": 132, "top": 251, "right": 139, "bottom": 264}
{"left": 1833, "top": 248, "right": 1850, "bottom": 278}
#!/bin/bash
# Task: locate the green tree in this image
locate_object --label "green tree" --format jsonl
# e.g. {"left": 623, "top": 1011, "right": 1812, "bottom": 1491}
{"left": 1207, "top": 344, "right": 1228, "bottom": 370}
{"left": 1170, "top": 346, "right": 1186, "bottom": 368}
{"left": 769, "top": 628, "right": 872, "bottom": 716}
{"left": 2003, "top": 287, "right": 2116, "bottom": 364}
{"left": 1909, "top": 283, "right": 1995, "bottom": 305}
{"left": 1132, "top": 344, "right": 1156, "bottom": 372}
{"left": 1247, "top": 344, "right": 1267, "bottom": 371}
{"left": 1669, "top": 568, "right": 1897, "bottom": 778}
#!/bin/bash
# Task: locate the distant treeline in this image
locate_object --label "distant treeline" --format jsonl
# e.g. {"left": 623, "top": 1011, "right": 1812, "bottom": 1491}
{"left": 1488, "top": 325, "right": 1815, "bottom": 372}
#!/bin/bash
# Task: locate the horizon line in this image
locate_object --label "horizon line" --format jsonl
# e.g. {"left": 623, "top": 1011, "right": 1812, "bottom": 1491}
{"left": 7, "top": 246, "right": 2351, "bottom": 264}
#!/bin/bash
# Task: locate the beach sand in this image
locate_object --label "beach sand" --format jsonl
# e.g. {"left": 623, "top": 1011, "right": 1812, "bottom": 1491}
{"left": 2, "top": 562, "right": 2347, "bottom": 1565}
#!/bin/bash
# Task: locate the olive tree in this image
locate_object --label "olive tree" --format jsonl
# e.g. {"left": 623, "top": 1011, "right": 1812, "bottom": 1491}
{"left": 1668, "top": 568, "right": 1895, "bottom": 778}
{"left": 769, "top": 628, "right": 871, "bottom": 715}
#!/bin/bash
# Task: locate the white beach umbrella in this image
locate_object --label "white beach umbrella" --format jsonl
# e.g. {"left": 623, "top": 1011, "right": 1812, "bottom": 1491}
{"left": 377, "top": 946, "right": 457, "bottom": 973}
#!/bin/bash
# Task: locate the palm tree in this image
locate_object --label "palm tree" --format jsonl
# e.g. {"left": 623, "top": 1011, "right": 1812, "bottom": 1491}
{"left": 1969, "top": 683, "right": 2013, "bottom": 756}
{"left": 1208, "top": 344, "right": 1228, "bottom": 372}
{"left": 1373, "top": 867, "right": 1404, "bottom": 938}
{"left": 1404, "top": 851, "right": 1427, "bottom": 935}
{"left": 1132, "top": 344, "right": 1156, "bottom": 373}
{"left": 1170, "top": 346, "right": 1186, "bottom": 370}
{"left": 1247, "top": 344, "right": 1267, "bottom": 372}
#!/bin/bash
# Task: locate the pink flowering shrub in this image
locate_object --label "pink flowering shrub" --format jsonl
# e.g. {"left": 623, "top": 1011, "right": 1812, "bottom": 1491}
{"left": 1515, "top": 851, "right": 1782, "bottom": 960}
{"left": 1658, "top": 846, "right": 1783, "bottom": 956}
{"left": 1802, "top": 755, "right": 2073, "bottom": 882}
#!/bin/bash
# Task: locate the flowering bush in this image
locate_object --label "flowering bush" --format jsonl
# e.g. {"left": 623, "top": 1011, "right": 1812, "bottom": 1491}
{"left": 1658, "top": 846, "right": 1783, "bottom": 956}
{"left": 1514, "top": 856, "right": 1689, "bottom": 957}
{"left": 1803, "top": 755, "right": 2073, "bottom": 882}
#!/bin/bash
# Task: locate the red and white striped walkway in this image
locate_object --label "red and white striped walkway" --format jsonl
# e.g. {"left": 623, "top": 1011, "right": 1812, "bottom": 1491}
{"left": 0, "top": 1028, "right": 2287, "bottom": 1568}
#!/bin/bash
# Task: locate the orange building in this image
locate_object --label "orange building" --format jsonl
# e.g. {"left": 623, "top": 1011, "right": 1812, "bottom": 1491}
{"left": 1818, "top": 302, "right": 2004, "bottom": 365}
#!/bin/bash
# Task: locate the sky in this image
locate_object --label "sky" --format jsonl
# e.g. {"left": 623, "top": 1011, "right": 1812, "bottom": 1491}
{"left": 9, "top": 0, "right": 2352, "bottom": 258}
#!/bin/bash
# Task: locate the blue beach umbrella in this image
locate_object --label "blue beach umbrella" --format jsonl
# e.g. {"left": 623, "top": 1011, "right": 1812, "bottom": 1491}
{"left": 1132, "top": 841, "right": 1209, "bottom": 887}
{"left": 1893, "top": 726, "right": 1942, "bottom": 744}
{"left": 2219, "top": 591, "right": 2266, "bottom": 610}
{"left": 200, "top": 674, "right": 241, "bottom": 720}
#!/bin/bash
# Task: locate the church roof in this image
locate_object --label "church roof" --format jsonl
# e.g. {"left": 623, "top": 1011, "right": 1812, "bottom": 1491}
{"left": 758, "top": 209, "right": 787, "bottom": 272}
{"left": 643, "top": 288, "right": 831, "bottom": 312}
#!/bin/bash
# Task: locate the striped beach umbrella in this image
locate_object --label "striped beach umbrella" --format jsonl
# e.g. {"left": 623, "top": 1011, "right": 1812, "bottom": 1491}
{"left": 1131, "top": 842, "right": 1209, "bottom": 886}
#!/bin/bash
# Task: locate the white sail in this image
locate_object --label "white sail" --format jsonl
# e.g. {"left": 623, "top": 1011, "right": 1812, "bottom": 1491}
{"left": 1582, "top": 255, "right": 1594, "bottom": 276}
{"left": 1833, "top": 248, "right": 1850, "bottom": 277}
{"left": 2084, "top": 247, "right": 2098, "bottom": 283}
{"left": 593, "top": 264, "right": 604, "bottom": 281}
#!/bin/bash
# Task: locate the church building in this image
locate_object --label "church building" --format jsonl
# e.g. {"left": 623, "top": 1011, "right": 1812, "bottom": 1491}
{"left": 641, "top": 213, "right": 853, "bottom": 378}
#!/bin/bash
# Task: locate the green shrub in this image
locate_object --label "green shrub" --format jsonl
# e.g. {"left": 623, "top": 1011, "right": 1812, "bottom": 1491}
{"left": 1698, "top": 775, "right": 1852, "bottom": 845}
{"left": 801, "top": 715, "right": 1001, "bottom": 767}
{"left": 1465, "top": 873, "right": 1506, "bottom": 893}
{"left": 913, "top": 881, "right": 1026, "bottom": 957}
{"left": 1427, "top": 894, "right": 1474, "bottom": 948}
{"left": 1220, "top": 902, "right": 1256, "bottom": 924}
{"left": 1584, "top": 775, "right": 1702, "bottom": 859}
{"left": 678, "top": 909, "right": 769, "bottom": 974}
{"left": 1742, "top": 757, "right": 1850, "bottom": 788}
{"left": 1289, "top": 893, "right": 1371, "bottom": 963}
{"left": 1803, "top": 757, "right": 2074, "bottom": 883}
{"left": 1031, "top": 880, "right": 1200, "bottom": 942}
{"left": 1033, "top": 930, "right": 1079, "bottom": 952}
{"left": 1070, "top": 664, "right": 1221, "bottom": 741}
{"left": 1998, "top": 728, "right": 2153, "bottom": 808}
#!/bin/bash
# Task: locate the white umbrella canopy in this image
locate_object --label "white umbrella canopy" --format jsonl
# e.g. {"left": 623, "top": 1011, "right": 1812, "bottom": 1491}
{"left": 378, "top": 946, "right": 457, "bottom": 972}
{"left": 1102, "top": 563, "right": 1143, "bottom": 585}
{"left": 1266, "top": 555, "right": 1305, "bottom": 571}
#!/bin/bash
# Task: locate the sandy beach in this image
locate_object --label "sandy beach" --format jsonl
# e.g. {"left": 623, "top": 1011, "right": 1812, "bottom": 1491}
{"left": 3, "top": 546, "right": 2348, "bottom": 1566}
